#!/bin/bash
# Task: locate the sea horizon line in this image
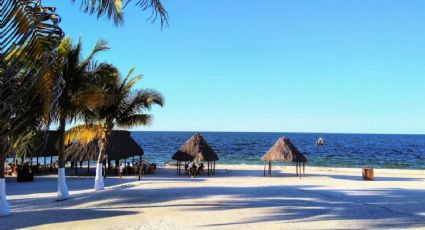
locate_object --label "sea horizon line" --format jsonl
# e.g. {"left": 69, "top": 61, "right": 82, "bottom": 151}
{"left": 130, "top": 130, "right": 425, "bottom": 136}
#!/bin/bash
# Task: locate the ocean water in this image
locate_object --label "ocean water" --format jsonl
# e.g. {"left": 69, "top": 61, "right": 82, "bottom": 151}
{"left": 132, "top": 131, "right": 425, "bottom": 169}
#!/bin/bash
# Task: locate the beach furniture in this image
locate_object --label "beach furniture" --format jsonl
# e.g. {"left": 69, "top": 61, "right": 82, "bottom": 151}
{"left": 16, "top": 164, "right": 34, "bottom": 182}
{"left": 362, "top": 167, "right": 374, "bottom": 180}
{"left": 172, "top": 133, "right": 219, "bottom": 176}
{"left": 148, "top": 163, "right": 157, "bottom": 174}
{"left": 261, "top": 137, "right": 307, "bottom": 178}
{"left": 4, "top": 166, "right": 12, "bottom": 176}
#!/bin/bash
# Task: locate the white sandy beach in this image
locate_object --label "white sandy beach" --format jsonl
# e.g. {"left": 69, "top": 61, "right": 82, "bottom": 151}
{"left": 2, "top": 165, "right": 425, "bottom": 230}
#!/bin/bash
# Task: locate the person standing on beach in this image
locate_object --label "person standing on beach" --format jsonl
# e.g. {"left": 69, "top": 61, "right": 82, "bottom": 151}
{"left": 187, "top": 162, "right": 194, "bottom": 178}
{"left": 119, "top": 164, "right": 123, "bottom": 179}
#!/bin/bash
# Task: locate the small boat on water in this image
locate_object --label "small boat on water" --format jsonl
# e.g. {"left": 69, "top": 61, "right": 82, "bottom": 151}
{"left": 316, "top": 137, "right": 324, "bottom": 146}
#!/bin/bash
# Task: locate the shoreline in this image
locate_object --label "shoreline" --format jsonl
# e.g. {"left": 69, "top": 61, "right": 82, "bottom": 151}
{"left": 163, "top": 163, "right": 425, "bottom": 176}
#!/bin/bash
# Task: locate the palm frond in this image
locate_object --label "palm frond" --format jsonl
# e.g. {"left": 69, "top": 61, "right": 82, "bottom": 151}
{"left": 0, "top": 0, "right": 63, "bottom": 139}
{"left": 118, "top": 67, "right": 136, "bottom": 93}
{"left": 73, "top": 0, "right": 168, "bottom": 27}
{"left": 117, "top": 68, "right": 143, "bottom": 100}
{"left": 124, "top": 74, "right": 143, "bottom": 92}
{"left": 116, "top": 89, "right": 163, "bottom": 128}
{"left": 7, "top": 130, "right": 38, "bottom": 159}
{"left": 79, "top": 39, "right": 109, "bottom": 69}
{"left": 89, "top": 62, "right": 119, "bottom": 86}
{"left": 73, "top": 0, "right": 124, "bottom": 26}
{"left": 131, "top": 89, "right": 164, "bottom": 109}
{"left": 65, "top": 124, "right": 104, "bottom": 145}
{"left": 125, "top": 0, "right": 168, "bottom": 26}
{"left": 56, "top": 37, "right": 72, "bottom": 55}
{"left": 116, "top": 114, "right": 152, "bottom": 128}
{"left": 72, "top": 88, "right": 107, "bottom": 109}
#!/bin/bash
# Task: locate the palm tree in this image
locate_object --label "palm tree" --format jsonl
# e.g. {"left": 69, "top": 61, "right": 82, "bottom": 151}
{"left": 0, "top": 0, "right": 167, "bottom": 216}
{"left": 0, "top": 1, "right": 63, "bottom": 216}
{"left": 66, "top": 68, "right": 164, "bottom": 190}
{"left": 53, "top": 37, "right": 117, "bottom": 200}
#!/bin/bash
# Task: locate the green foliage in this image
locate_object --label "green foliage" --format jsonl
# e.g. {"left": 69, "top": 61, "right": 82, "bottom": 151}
{"left": 55, "top": 37, "right": 116, "bottom": 123}
{"left": 90, "top": 68, "right": 164, "bottom": 130}
{"left": 0, "top": 0, "right": 63, "bottom": 159}
{"left": 1, "top": 0, "right": 168, "bottom": 163}
{"left": 67, "top": 67, "right": 164, "bottom": 148}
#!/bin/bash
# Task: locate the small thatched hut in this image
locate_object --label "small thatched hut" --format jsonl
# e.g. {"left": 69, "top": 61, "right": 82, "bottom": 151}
{"left": 65, "top": 130, "right": 143, "bottom": 162}
{"left": 171, "top": 133, "right": 219, "bottom": 175}
{"left": 6, "top": 130, "right": 59, "bottom": 165}
{"left": 261, "top": 137, "right": 307, "bottom": 178}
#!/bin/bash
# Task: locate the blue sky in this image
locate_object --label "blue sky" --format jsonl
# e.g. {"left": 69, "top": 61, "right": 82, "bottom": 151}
{"left": 47, "top": 0, "right": 425, "bottom": 134}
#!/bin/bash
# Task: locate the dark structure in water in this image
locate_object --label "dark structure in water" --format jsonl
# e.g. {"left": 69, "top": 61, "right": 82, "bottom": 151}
{"left": 316, "top": 137, "right": 325, "bottom": 146}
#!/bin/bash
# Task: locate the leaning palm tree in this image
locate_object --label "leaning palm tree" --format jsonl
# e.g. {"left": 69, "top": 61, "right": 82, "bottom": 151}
{"left": 0, "top": 0, "right": 63, "bottom": 216}
{"left": 52, "top": 37, "right": 117, "bottom": 200}
{"left": 66, "top": 68, "right": 164, "bottom": 190}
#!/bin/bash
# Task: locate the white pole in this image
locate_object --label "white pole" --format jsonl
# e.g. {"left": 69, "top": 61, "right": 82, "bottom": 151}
{"left": 0, "top": 178, "right": 10, "bottom": 216}
{"left": 57, "top": 168, "right": 70, "bottom": 200}
{"left": 94, "top": 163, "right": 105, "bottom": 191}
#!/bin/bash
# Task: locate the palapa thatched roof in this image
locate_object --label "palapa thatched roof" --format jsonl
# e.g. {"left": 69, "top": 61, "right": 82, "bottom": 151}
{"left": 6, "top": 131, "right": 59, "bottom": 158}
{"left": 261, "top": 137, "right": 307, "bottom": 162}
{"left": 172, "top": 133, "right": 219, "bottom": 162}
{"left": 65, "top": 130, "right": 143, "bottom": 161}
{"left": 32, "top": 131, "right": 59, "bottom": 157}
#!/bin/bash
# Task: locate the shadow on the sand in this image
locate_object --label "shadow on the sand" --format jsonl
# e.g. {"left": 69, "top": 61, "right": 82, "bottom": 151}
{"left": 187, "top": 187, "right": 425, "bottom": 229}
{"left": 1, "top": 208, "right": 137, "bottom": 229}
{"left": 5, "top": 176, "right": 141, "bottom": 196}
{"left": 6, "top": 174, "right": 206, "bottom": 197}
{"left": 102, "top": 185, "right": 423, "bottom": 229}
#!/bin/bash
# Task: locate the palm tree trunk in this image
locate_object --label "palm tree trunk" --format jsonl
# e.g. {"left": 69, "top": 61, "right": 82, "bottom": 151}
{"left": 0, "top": 143, "right": 10, "bottom": 216}
{"left": 94, "top": 136, "right": 106, "bottom": 191}
{"left": 57, "top": 115, "right": 70, "bottom": 200}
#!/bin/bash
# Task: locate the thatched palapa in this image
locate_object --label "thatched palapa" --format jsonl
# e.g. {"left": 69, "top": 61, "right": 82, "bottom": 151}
{"left": 4, "top": 131, "right": 60, "bottom": 173}
{"left": 31, "top": 131, "right": 60, "bottom": 157}
{"left": 261, "top": 137, "right": 307, "bottom": 162}
{"left": 6, "top": 131, "right": 58, "bottom": 165}
{"left": 172, "top": 133, "right": 218, "bottom": 175}
{"left": 261, "top": 137, "right": 307, "bottom": 178}
{"left": 65, "top": 130, "right": 143, "bottom": 161}
{"left": 172, "top": 133, "right": 218, "bottom": 162}
{"left": 6, "top": 131, "right": 59, "bottom": 158}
